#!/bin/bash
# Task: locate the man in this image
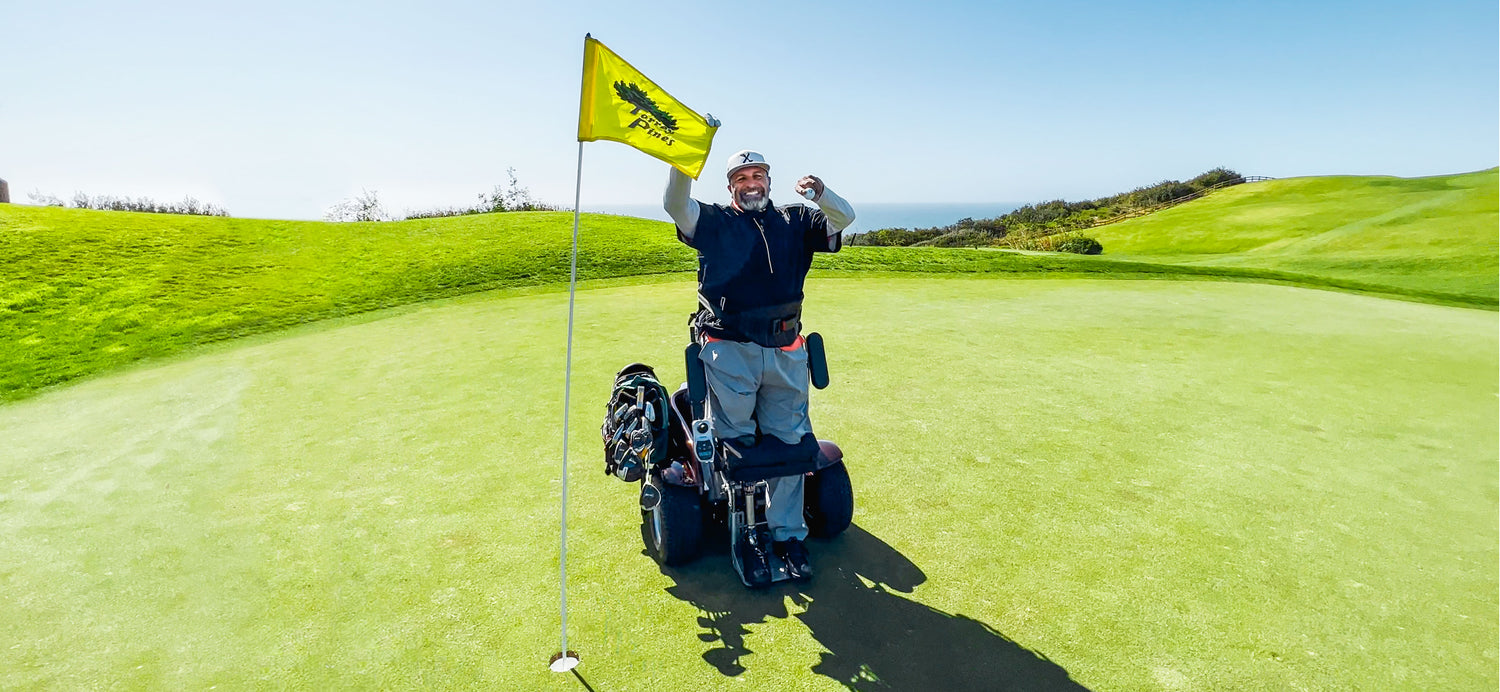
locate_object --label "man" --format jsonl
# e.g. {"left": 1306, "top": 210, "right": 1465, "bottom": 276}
{"left": 663, "top": 149, "right": 855, "bottom": 582}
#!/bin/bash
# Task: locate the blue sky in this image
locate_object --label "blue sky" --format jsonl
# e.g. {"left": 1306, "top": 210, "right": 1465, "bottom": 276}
{"left": 4, "top": 0, "right": 1496, "bottom": 220}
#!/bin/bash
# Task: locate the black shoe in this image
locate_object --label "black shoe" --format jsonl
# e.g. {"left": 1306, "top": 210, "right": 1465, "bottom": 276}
{"left": 773, "top": 538, "right": 813, "bottom": 580}
{"left": 740, "top": 534, "right": 773, "bottom": 587}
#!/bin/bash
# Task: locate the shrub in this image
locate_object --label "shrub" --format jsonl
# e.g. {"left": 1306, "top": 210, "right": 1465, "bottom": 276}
{"left": 1051, "top": 234, "right": 1103, "bottom": 255}
{"left": 915, "top": 229, "right": 990, "bottom": 248}
{"left": 26, "top": 190, "right": 228, "bottom": 216}
{"left": 1007, "top": 200, "right": 1072, "bottom": 226}
{"left": 401, "top": 168, "right": 559, "bottom": 220}
{"left": 848, "top": 228, "right": 945, "bottom": 246}
{"left": 324, "top": 189, "right": 390, "bottom": 222}
{"left": 1189, "top": 167, "right": 1243, "bottom": 189}
{"left": 951, "top": 216, "right": 1008, "bottom": 236}
{"left": 27, "top": 190, "right": 64, "bottom": 207}
{"left": 1128, "top": 181, "right": 1195, "bottom": 207}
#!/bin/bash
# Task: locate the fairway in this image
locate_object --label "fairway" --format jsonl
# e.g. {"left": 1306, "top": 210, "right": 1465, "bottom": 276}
{"left": 1091, "top": 169, "right": 1499, "bottom": 304}
{"left": 1, "top": 277, "right": 1494, "bottom": 690}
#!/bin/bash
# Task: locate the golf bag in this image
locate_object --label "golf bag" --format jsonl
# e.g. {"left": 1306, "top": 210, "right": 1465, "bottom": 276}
{"left": 601, "top": 363, "right": 671, "bottom": 482}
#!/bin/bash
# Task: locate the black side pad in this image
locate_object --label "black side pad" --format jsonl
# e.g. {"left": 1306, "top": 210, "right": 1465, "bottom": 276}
{"left": 806, "top": 332, "right": 829, "bottom": 390}
{"left": 685, "top": 342, "right": 706, "bottom": 404}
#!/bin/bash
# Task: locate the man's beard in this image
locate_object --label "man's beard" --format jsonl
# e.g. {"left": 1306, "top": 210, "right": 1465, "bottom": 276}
{"left": 736, "top": 185, "right": 770, "bottom": 212}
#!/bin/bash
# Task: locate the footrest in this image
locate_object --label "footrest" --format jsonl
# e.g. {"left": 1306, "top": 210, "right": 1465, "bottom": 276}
{"left": 721, "top": 433, "right": 819, "bottom": 482}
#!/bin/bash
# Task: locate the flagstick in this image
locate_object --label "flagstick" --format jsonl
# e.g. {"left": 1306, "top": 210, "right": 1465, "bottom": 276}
{"left": 551, "top": 141, "right": 585, "bottom": 674}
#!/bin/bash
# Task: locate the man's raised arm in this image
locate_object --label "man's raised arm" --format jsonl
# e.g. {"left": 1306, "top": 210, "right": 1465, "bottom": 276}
{"left": 815, "top": 187, "right": 855, "bottom": 233}
{"left": 795, "top": 175, "right": 856, "bottom": 233}
{"left": 664, "top": 167, "right": 702, "bottom": 240}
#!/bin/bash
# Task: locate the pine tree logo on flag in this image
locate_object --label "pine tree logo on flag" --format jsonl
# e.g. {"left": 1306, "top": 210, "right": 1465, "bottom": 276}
{"left": 613, "top": 81, "right": 679, "bottom": 134}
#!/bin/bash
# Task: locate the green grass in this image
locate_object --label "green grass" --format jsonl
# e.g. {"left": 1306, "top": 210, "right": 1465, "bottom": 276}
{"left": 1090, "top": 168, "right": 1499, "bottom": 302}
{"left": 6, "top": 169, "right": 1496, "bottom": 403}
{"left": 1, "top": 277, "right": 1493, "bottom": 690}
{"left": 1, "top": 205, "right": 1126, "bottom": 402}
{"left": 3, "top": 170, "right": 1496, "bottom": 687}
{"left": 0, "top": 206, "right": 693, "bottom": 401}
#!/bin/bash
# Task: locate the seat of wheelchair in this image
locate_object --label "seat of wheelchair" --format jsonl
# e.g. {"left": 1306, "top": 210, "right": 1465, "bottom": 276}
{"left": 720, "top": 433, "right": 820, "bottom": 483}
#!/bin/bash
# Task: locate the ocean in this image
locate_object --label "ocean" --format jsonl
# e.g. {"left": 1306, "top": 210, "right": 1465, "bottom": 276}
{"left": 581, "top": 202, "right": 1020, "bottom": 233}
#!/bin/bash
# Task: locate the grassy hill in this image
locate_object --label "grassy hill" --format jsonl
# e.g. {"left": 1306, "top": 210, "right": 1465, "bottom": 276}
{"left": 3, "top": 169, "right": 1495, "bottom": 401}
{"left": 0, "top": 205, "right": 1270, "bottom": 402}
{"left": 0, "top": 207, "right": 685, "bottom": 401}
{"left": 1091, "top": 168, "right": 1498, "bottom": 301}
{"left": 848, "top": 167, "right": 1247, "bottom": 250}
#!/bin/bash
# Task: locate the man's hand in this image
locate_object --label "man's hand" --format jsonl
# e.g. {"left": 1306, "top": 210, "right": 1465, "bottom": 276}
{"left": 795, "top": 175, "right": 826, "bottom": 202}
{"left": 705, "top": 113, "right": 721, "bottom": 128}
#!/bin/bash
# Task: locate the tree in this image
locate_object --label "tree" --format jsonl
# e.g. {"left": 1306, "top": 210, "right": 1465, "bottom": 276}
{"left": 27, "top": 189, "right": 64, "bottom": 207}
{"left": 324, "top": 189, "right": 390, "bottom": 222}
{"left": 613, "top": 80, "right": 678, "bottom": 132}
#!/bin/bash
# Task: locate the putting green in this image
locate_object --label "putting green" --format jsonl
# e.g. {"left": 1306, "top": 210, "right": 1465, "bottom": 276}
{"left": 1, "top": 278, "right": 1494, "bottom": 690}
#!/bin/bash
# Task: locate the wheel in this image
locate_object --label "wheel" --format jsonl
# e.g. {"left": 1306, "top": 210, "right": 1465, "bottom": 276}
{"left": 641, "top": 475, "right": 703, "bottom": 566}
{"left": 804, "top": 461, "right": 853, "bottom": 538}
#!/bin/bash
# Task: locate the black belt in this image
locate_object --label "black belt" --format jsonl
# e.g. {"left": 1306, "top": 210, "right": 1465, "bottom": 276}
{"left": 695, "top": 294, "right": 802, "bottom": 348}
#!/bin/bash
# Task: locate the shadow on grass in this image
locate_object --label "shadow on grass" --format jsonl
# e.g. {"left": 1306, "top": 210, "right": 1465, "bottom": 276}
{"left": 656, "top": 523, "right": 1090, "bottom": 691}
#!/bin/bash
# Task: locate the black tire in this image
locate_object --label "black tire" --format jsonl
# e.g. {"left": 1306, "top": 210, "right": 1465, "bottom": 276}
{"left": 641, "top": 475, "right": 703, "bottom": 566}
{"left": 805, "top": 462, "right": 853, "bottom": 538}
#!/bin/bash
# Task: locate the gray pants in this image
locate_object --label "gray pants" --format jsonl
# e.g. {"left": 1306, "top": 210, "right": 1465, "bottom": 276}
{"left": 699, "top": 338, "right": 811, "bottom": 542}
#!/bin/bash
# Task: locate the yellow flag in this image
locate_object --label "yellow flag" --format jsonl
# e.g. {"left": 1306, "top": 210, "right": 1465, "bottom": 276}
{"left": 578, "top": 36, "right": 719, "bottom": 179}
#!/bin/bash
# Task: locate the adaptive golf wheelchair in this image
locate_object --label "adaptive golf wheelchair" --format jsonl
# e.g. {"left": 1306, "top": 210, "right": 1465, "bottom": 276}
{"left": 602, "top": 333, "right": 852, "bottom": 588}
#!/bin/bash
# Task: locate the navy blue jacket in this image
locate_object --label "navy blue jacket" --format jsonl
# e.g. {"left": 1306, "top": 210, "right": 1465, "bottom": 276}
{"left": 678, "top": 201, "right": 842, "bottom": 320}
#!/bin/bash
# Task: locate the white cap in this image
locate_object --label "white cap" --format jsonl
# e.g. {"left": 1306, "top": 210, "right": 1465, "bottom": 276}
{"left": 726, "top": 150, "right": 770, "bottom": 179}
